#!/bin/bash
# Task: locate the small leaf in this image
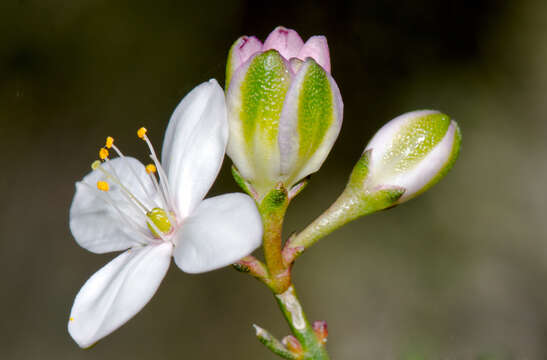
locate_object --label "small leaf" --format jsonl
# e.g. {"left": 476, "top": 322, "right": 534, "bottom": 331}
{"left": 253, "top": 324, "right": 298, "bottom": 360}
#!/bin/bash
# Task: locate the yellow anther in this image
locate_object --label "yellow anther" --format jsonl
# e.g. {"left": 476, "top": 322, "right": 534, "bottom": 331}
{"left": 97, "top": 181, "right": 110, "bottom": 192}
{"left": 91, "top": 160, "right": 101, "bottom": 170}
{"left": 69, "top": 317, "right": 74, "bottom": 322}
{"left": 99, "top": 148, "right": 109, "bottom": 160}
{"left": 137, "top": 127, "right": 147, "bottom": 139}
{"left": 105, "top": 136, "right": 114, "bottom": 149}
{"left": 146, "top": 164, "right": 157, "bottom": 174}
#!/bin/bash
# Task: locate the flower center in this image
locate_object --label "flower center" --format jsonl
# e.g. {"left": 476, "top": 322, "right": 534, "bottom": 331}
{"left": 146, "top": 207, "right": 173, "bottom": 238}
{"left": 89, "top": 128, "right": 177, "bottom": 243}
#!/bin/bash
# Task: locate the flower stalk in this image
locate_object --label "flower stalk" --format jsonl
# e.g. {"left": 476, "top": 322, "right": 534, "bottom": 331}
{"left": 259, "top": 185, "right": 291, "bottom": 293}
{"left": 284, "top": 151, "right": 404, "bottom": 260}
{"left": 232, "top": 167, "right": 331, "bottom": 358}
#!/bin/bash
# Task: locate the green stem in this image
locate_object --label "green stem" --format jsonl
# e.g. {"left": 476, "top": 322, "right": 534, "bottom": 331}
{"left": 288, "top": 190, "right": 359, "bottom": 252}
{"left": 275, "top": 285, "right": 330, "bottom": 360}
{"left": 255, "top": 185, "right": 330, "bottom": 359}
{"left": 285, "top": 186, "right": 404, "bottom": 262}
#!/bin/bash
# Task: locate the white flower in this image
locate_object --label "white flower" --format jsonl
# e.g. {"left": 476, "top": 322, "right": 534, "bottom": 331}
{"left": 68, "top": 79, "right": 263, "bottom": 348}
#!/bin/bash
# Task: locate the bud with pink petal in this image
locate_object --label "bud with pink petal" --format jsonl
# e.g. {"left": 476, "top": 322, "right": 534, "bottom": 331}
{"left": 225, "top": 26, "right": 342, "bottom": 198}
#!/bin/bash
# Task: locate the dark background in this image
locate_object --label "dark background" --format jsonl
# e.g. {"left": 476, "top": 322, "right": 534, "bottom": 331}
{"left": 2, "top": 0, "right": 547, "bottom": 359}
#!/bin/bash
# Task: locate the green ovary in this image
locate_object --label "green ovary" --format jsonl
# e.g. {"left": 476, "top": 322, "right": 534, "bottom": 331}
{"left": 146, "top": 207, "right": 172, "bottom": 238}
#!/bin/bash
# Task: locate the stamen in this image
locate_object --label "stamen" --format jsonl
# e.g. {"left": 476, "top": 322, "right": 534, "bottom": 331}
{"left": 147, "top": 168, "right": 172, "bottom": 222}
{"left": 97, "top": 181, "right": 110, "bottom": 191}
{"left": 146, "top": 164, "right": 157, "bottom": 174}
{"left": 108, "top": 141, "right": 157, "bottom": 203}
{"left": 112, "top": 189, "right": 164, "bottom": 241}
{"left": 140, "top": 131, "right": 174, "bottom": 213}
{"left": 93, "top": 162, "right": 150, "bottom": 213}
{"left": 99, "top": 148, "right": 109, "bottom": 160}
{"left": 137, "top": 127, "right": 147, "bottom": 139}
{"left": 109, "top": 144, "right": 123, "bottom": 157}
{"left": 86, "top": 132, "right": 176, "bottom": 244}
{"left": 105, "top": 136, "right": 114, "bottom": 149}
{"left": 82, "top": 182, "right": 150, "bottom": 244}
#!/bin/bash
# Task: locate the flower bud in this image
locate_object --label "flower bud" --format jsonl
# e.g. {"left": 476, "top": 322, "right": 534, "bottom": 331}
{"left": 357, "top": 110, "right": 461, "bottom": 204}
{"left": 225, "top": 26, "right": 343, "bottom": 198}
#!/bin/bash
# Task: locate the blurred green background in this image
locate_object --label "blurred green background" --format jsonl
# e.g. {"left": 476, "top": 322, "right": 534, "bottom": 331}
{"left": 2, "top": 0, "right": 547, "bottom": 359}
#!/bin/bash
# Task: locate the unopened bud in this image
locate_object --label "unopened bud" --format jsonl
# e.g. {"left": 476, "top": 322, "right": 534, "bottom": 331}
{"left": 358, "top": 110, "right": 461, "bottom": 204}
{"left": 226, "top": 26, "right": 343, "bottom": 199}
{"left": 285, "top": 110, "right": 461, "bottom": 254}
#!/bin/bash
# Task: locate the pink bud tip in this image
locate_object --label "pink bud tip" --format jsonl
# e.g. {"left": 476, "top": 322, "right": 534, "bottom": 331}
{"left": 263, "top": 26, "right": 305, "bottom": 60}
{"left": 233, "top": 36, "right": 263, "bottom": 66}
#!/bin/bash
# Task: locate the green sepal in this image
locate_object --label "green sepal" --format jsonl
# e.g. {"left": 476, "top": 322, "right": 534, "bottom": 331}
{"left": 231, "top": 165, "right": 257, "bottom": 199}
{"left": 225, "top": 39, "right": 238, "bottom": 91}
{"left": 253, "top": 324, "right": 299, "bottom": 360}
{"left": 280, "top": 57, "right": 341, "bottom": 188}
{"left": 385, "top": 112, "right": 451, "bottom": 173}
{"left": 347, "top": 149, "right": 371, "bottom": 190}
{"left": 346, "top": 150, "right": 405, "bottom": 213}
{"left": 293, "top": 59, "right": 334, "bottom": 168}
{"left": 419, "top": 121, "right": 462, "bottom": 196}
{"left": 288, "top": 178, "right": 309, "bottom": 200}
{"left": 240, "top": 50, "right": 291, "bottom": 151}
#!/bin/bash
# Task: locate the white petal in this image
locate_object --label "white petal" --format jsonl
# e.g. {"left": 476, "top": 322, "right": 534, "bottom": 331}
{"left": 70, "top": 157, "right": 158, "bottom": 253}
{"left": 68, "top": 243, "right": 172, "bottom": 348}
{"left": 161, "top": 79, "right": 228, "bottom": 218}
{"left": 173, "top": 193, "right": 263, "bottom": 274}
